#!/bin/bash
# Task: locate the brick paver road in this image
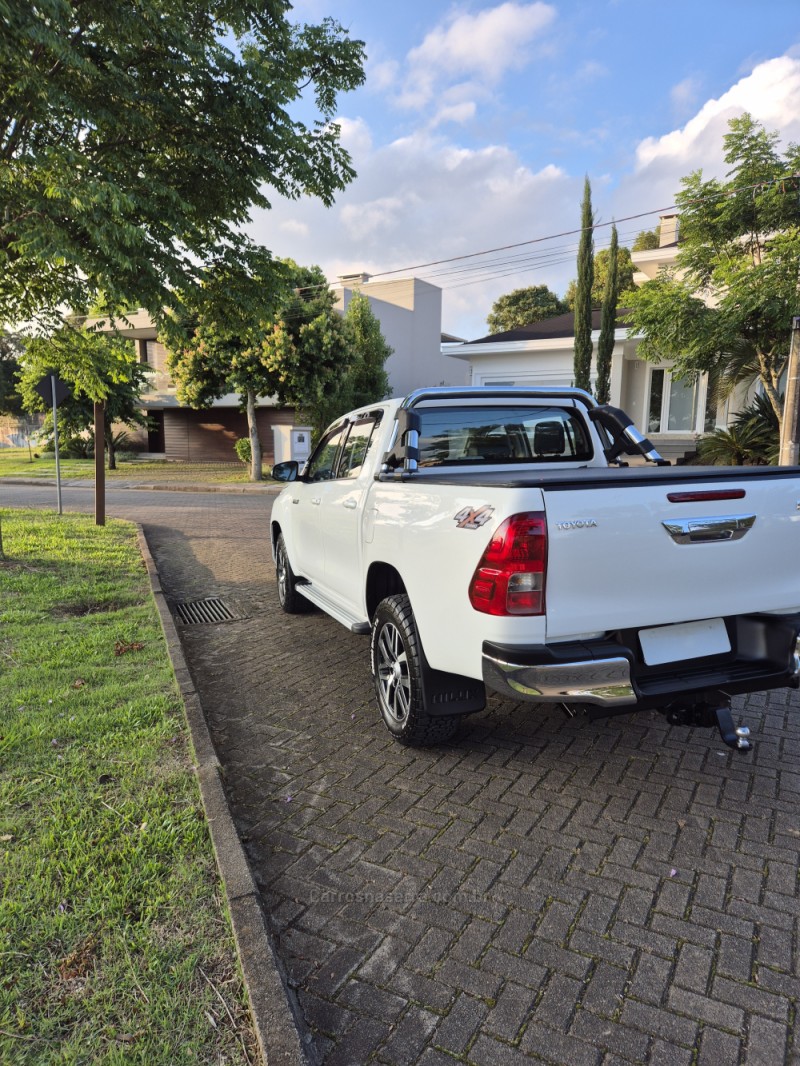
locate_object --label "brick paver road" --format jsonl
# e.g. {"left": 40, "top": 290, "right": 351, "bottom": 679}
{"left": 4, "top": 482, "right": 799, "bottom": 1065}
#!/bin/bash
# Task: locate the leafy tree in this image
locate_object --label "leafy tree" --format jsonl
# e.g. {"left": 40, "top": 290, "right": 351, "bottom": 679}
{"left": 595, "top": 224, "right": 619, "bottom": 405}
{"left": 626, "top": 113, "right": 800, "bottom": 431}
{"left": 486, "top": 285, "right": 567, "bottom": 334}
{"left": 564, "top": 245, "right": 636, "bottom": 309}
{"left": 0, "top": 0, "right": 365, "bottom": 328}
{"left": 0, "top": 331, "right": 23, "bottom": 415}
{"left": 301, "top": 292, "right": 392, "bottom": 439}
{"left": 573, "top": 178, "right": 594, "bottom": 392}
{"left": 17, "top": 327, "right": 150, "bottom": 468}
{"left": 167, "top": 258, "right": 351, "bottom": 479}
{"left": 632, "top": 227, "right": 661, "bottom": 251}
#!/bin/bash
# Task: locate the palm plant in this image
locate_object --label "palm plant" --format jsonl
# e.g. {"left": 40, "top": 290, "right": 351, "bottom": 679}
{"left": 699, "top": 391, "right": 781, "bottom": 465}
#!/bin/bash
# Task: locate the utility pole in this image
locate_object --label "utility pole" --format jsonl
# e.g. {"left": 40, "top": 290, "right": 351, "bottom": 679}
{"left": 779, "top": 316, "right": 800, "bottom": 466}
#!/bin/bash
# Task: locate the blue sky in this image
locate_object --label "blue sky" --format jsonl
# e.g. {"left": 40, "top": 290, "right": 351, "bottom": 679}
{"left": 246, "top": 1, "right": 800, "bottom": 339}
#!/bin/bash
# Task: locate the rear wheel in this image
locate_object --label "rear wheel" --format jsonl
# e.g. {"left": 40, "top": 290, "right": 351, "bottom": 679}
{"left": 371, "top": 594, "right": 458, "bottom": 746}
{"left": 275, "top": 533, "right": 311, "bottom": 614}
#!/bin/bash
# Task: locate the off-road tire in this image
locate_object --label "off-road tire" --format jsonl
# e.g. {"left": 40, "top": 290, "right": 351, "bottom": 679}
{"left": 370, "top": 594, "right": 458, "bottom": 746}
{"left": 275, "top": 533, "right": 311, "bottom": 614}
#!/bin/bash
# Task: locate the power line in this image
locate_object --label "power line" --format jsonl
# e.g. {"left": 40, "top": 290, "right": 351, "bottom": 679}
{"left": 363, "top": 173, "right": 800, "bottom": 282}
{"left": 274, "top": 173, "right": 800, "bottom": 315}
{"left": 365, "top": 207, "right": 674, "bottom": 281}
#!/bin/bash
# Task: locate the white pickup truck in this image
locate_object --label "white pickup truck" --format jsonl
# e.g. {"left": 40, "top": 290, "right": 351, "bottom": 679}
{"left": 270, "top": 387, "right": 800, "bottom": 750}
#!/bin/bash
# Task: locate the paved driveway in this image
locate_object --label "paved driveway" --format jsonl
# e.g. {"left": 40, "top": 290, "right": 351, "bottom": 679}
{"left": 4, "top": 482, "right": 799, "bottom": 1065}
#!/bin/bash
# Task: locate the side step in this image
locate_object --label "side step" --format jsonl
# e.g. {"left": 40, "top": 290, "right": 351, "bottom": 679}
{"left": 296, "top": 583, "right": 371, "bottom": 634}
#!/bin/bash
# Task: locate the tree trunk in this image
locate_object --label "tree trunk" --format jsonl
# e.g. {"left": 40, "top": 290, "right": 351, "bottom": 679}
{"left": 246, "top": 389, "right": 262, "bottom": 481}
{"left": 758, "top": 352, "right": 784, "bottom": 430}
{"left": 105, "top": 428, "right": 116, "bottom": 470}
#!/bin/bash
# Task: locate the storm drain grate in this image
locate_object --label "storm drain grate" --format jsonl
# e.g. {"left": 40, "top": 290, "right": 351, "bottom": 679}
{"left": 173, "top": 597, "right": 237, "bottom": 625}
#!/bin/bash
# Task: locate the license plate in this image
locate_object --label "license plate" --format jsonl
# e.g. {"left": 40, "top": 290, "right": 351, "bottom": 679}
{"left": 639, "top": 618, "right": 730, "bottom": 666}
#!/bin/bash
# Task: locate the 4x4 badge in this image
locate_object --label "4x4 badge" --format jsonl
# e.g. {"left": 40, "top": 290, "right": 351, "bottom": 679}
{"left": 454, "top": 505, "right": 494, "bottom": 529}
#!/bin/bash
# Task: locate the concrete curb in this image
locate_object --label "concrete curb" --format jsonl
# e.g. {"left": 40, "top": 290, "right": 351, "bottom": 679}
{"left": 136, "top": 526, "right": 309, "bottom": 1066}
{"left": 0, "top": 477, "right": 282, "bottom": 495}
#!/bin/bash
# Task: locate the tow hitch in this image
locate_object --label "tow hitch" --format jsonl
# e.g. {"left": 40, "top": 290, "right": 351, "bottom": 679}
{"left": 664, "top": 698, "right": 752, "bottom": 752}
{"left": 713, "top": 705, "right": 751, "bottom": 751}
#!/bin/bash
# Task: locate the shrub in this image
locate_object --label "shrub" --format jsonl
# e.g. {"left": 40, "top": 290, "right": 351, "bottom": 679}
{"left": 234, "top": 437, "right": 251, "bottom": 465}
{"left": 698, "top": 392, "right": 780, "bottom": 466}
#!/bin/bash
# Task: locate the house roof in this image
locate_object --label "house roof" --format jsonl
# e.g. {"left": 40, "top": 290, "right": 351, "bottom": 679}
{"left": 469, "top": 308, "right": 632, "bottom": 345}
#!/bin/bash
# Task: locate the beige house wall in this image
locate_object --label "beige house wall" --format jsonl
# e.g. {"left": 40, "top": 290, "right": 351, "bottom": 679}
{"left": 333, "top": 276, "right": 469, "bottom": 396}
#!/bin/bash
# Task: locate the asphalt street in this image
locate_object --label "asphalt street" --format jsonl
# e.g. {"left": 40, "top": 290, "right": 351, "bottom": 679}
{"left": 3, "top": 480, "right": 799, "bottom": 1066}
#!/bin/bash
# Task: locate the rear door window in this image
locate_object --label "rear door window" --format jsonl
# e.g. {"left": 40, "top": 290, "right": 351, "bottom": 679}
{"left": 418, "top": 405, "right": 592, "bottom": 466}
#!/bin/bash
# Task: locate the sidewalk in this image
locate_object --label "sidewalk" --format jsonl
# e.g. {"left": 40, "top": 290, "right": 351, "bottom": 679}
{"left": 0, "top": 475, "right": 284, "bottom": 494}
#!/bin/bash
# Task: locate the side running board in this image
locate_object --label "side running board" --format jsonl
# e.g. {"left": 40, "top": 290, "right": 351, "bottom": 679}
{"left": 296, "top": 584, "right": 371, "bottom": 634}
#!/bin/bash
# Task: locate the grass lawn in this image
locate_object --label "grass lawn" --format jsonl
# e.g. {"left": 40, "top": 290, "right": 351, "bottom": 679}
{"left": 0, "top": 448, "right": 266, "bottom": 484}
{"left": 0, "top": 511, "right": 256, "bottom": 1064}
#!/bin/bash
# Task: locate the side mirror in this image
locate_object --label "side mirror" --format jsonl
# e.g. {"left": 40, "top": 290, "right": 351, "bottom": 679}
{"left": 271, "top": 460, "right": 299, "bottom": 482}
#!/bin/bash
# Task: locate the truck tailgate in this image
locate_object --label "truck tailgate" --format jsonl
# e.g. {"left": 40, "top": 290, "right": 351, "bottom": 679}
{"left": 542, "top": 470, "right": 800, "bottom": 641}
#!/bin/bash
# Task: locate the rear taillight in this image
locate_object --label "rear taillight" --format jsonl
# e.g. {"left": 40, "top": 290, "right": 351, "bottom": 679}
{"left": 468, "top": 511, "right": 547, "bottom": 616}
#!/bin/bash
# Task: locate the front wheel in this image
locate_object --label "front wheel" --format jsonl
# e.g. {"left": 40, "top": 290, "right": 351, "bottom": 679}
{"left": 370, "top": 594, "right": 458, "bottom": 746}
{"left": 275, "top": 533, "right": 311, "bottom": 614}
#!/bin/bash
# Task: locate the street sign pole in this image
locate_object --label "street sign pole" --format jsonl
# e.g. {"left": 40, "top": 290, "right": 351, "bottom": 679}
{"left": 51, "top": 374, "right": 63, "bottom": 515}
{"left": 33, "top": 371, "right": 70, "bottom": 516}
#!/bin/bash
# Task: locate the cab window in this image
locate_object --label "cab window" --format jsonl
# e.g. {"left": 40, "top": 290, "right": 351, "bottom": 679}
{"left": 306, "top": 427, "right": 346, "bottom": 481}
{"left": 337, "top": 420, "right": 377, "bottom": 479}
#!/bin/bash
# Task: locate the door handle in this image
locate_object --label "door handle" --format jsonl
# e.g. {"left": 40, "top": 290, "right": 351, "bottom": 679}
{"left": 343, "top": 499, "right": 358, "bottom": 509}
{"left": 662, "top": 514, "right": 756, "bottom": 544}
{"left": 311, "top": 498, "right": 321, "bottom": 506}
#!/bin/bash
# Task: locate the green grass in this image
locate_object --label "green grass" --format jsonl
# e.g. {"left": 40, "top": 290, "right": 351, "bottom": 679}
{"left": 0, "top": 448, "right": 262, "bottom": 484}
{"left": 0, "top": 511, "right": 256, "bottom": 1064}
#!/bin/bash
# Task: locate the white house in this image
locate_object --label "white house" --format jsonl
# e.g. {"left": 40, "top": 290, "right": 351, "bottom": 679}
{"left": 442, "top": 214, "right": 746, "bottom": 463}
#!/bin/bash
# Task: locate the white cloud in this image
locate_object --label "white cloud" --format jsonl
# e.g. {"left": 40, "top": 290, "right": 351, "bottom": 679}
{"left": 366, "top": 58, "right": 399, "bottom": 94}
{"left": 398, "top": 2, "right": 556, "bottom": 110}
{"left": 340, "top": 196, "right": 408, "bottom": 241}
{"left": 636, "top": 56, "right": 800, "bottom": 173}
{"left": 246, "top": 128, "right": 574, "bottom": 337}
{"left": 574, "top": 60, "right": 608, "bottom": 84}
{"left": 334, "top": 116, "right": 373, "bottom": 162}
{"left": 430, "top": 101, "right": 477, "bottom": 127}
{"left": 278, "top": 219, "right": 309, "bottom": 238}
{"left": 246, "top": 53, "right": 800, "bottom": 340}
{"left": 670, "top": 76, "right": 701, "bottom": 115}
{"left": 608, "top": 54, "right": 800, "bottom": 230}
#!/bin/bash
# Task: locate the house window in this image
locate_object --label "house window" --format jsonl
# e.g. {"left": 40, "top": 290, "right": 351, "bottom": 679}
{"left": 647, "top": 368, "right": 698, "bottom": 433}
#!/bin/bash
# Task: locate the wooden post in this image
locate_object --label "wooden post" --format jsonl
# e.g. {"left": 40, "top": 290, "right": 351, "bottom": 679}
{"left": 780, "top": 317, "right": 800, "bottom": 466}
{"left": 94, "top": 400, "right": 105, "bottom": 526}
{"left": 51, "top": 374, "right": 63, "bottom": 515}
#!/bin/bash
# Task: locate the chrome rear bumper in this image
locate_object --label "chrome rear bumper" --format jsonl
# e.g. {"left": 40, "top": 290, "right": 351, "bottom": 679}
{"left": 482, "top": 651, "right": 636, "bottom": 708}
{"left": 482, "top": 613, "right": 800, "bottom": 714}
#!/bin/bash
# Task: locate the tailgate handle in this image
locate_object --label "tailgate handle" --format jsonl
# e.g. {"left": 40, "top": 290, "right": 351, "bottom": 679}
{"left": 662, "top": 514, "right": 756, "bottom": 544}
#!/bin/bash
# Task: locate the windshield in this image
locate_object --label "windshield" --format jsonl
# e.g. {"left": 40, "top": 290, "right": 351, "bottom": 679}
{"left": 417, "top": 405, "right": 592, "bottom": 466}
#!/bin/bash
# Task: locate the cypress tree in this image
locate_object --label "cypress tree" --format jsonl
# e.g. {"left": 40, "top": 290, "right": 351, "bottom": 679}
{"left": 573, "top": 177, "right": 594, "bottom": 392}
{"left": 595, "top": 223, "right": 619, "bottom": 404}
